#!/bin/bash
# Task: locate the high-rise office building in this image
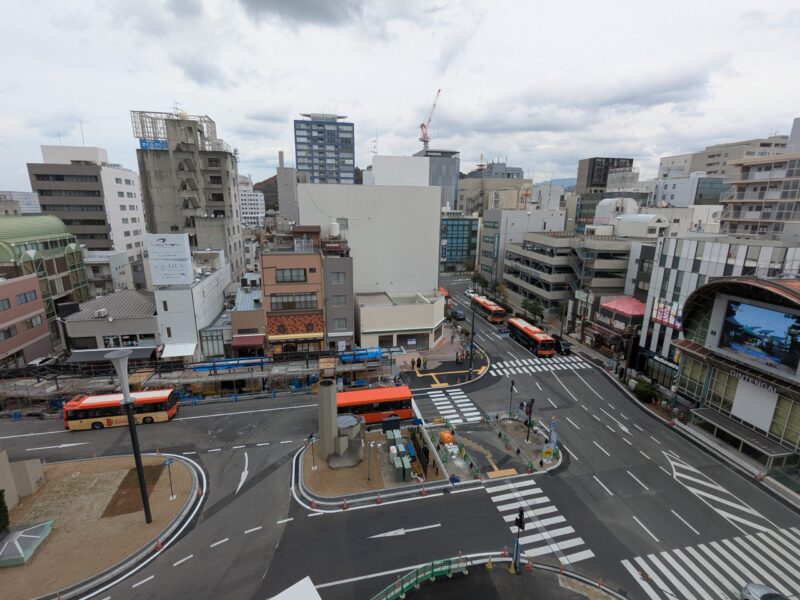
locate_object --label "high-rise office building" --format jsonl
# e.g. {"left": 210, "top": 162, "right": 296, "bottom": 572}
{"left": 575, "top": 157, "right": 635, "bottom": 195}
{"left": 131, "top": 111, "right": 244, "bottom": 279}
{"left": 238, "top": 174, "right": 265, "bottom": 229}
{"left": 27, "top": 146, "right": 146, "bottom": 258}
{"left": 293, "top": 114, "right": 355, "bottom": 184}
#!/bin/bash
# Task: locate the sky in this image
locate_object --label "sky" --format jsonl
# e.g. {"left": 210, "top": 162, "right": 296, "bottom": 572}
{"left": 1, "top": 0, "right": 800, "bottom": 190}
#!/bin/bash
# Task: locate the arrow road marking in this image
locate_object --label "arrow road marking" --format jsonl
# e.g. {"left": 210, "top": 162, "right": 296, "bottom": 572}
{"left": 368, "top": 523, "right": 441, "bottom": 539}
{"left": 25, "top": 442, "right": 90, "bottom": 451}
{"left": 236, "top": 452, "right": 249, "bottom": 495}
{"left": 600, "top": 407, "right": 629, "bottom": 434}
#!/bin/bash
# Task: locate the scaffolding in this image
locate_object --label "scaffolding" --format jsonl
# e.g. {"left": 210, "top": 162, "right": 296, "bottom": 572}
{"left": 130, "top": 111, "right": 217, "bottom": 141}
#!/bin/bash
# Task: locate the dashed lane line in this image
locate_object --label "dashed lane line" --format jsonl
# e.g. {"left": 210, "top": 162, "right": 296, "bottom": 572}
{"left": 670, "top": 509, "right": 700, "bottom": 535}
{"left": 173, "top": 554, "right": 193, "bottom": 567}
{"left": 627, "top": 471, "right": 650, "bottom": 491}
{"left": 622, "top": 437, "right": 633, "bottom": 446}
{"left": 210, "top": 538, "right": 229, "bottom": 548}
{"left": 632, "top": 516, "right": 660, "bottom": 542}
{"left": 592, "top": 441, "right": 610, "bottom": 457}
{"left": 593, "top": 475, "right": 614, "bottom": 496}
{"left": 561, "top": 444, "right": 578, "bottom": 461}
{"left": 565, "top": 417, "right": 580, "bottom": 430}
{"left": 208, "top": 448, "right": 222, "bottom": 453}
{"left": 132, "top": 575, "right": 154, "bottom": 588}
{"left": 650, "top": 435, "right": 661, "bottom": 445}
{"left": 639, "top": 450, "right": 651, "bottom": 460}
{"left": 246, "top": 526, "right": 264, "bottom": 533}
{"left": 276, "top": 518, "right": 293, "bottom": 525}
{"left": 174, "top": 403, "right": 316, "bottom": 421}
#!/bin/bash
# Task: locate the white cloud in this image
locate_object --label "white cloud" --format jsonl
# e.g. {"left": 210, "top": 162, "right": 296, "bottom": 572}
{"left": 0, "top": 0, "right": 798, "bottom": 190}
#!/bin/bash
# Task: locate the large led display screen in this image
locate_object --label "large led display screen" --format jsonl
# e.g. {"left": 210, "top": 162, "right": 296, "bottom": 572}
{"left": 719, "top": 300, "right": 800, "bottom": 376}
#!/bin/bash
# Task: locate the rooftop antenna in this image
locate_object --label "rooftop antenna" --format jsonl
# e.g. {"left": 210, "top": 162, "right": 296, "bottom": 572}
{"left": 79, "top": 121, "right": 86, "bottom": 146}
{"left": 372, "top": 128, "right": 378, "bottom": 155}
{"left": 172, "top": 100, "right": 182, "bottom": 115}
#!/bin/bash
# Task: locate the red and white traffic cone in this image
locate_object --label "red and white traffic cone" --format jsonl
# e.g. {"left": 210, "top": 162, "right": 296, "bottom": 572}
{"left": 155, "top": 538, "right": 162, "bottom": 551}
{"left": 501, "top": 546, "right": 509, "bottom": 558}
{"left": 310, "top": 499, "right": 317, "bottom": 510}
{"left": 420, "top": 487, "right": 428, "bottom": 497}
{"left": 524, "top": 559, "right": 533, "bottom": 573}
{"left": 342, "top": 498, "right": 349, "bottom": 510}
{"left": 375, "top": 494, "right": 382, "bottom": 504}
{"left": 197, "top": 487, "right": 203, "bottom": 498}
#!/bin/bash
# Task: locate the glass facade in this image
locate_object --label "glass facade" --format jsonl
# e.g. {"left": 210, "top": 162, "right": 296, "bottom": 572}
{"left": 440, "top": 217, "right": 479, "bottom": 270}
{"left": 294, "top": 117, "right": 355, "bottom": 184}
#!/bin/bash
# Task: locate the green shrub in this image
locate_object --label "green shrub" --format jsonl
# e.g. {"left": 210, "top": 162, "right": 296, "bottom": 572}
{"left": 0, "top": 489, "right": 9, "bottom": 534}
{"left": 634, "top": 380, "right": 656, "bottom": 403}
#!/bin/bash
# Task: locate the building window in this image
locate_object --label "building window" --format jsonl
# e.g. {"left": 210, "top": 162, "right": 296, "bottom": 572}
{"left": 120, "top": 205, "right": 126, "bottom": 211}
{"left": 124, "top": 179, "right": 132, "bottom": 185}
{"left": 16, "top": 290, "right": 37, "bottom": 305}
{"left": 118, "top": 191, "right": 125, "bottom": 198}
{"left": 103, "top": 335, "right": 121, "bottom": 349}
{"left": 165, "top": 327, "right": 173, "bottom": 338}
{"left": 270, "top": 293, "right": 317, "bottom": 311}
{"left": 333, "top": 318, "right": 346, "bottom": 330}
{"left": 0, "top": 298, "right": 9, "bottom": 311}
{"left": 162, "top": 300, "right": 168, "bottom": 311}
{"left": 275, "top": 268, "right": 306, "bottom": 283}
{"left": 0, "top": 325, "right": 17, "bottom": 341}
{"left": 331, "top": 271, "right": 346, "bottom": 284}
{"left": 115, "top": 177, "right": 122, "bottom": 184}
{"left": 332, "top": 295, "right": 346, "bottom": 307}
{"left": 305, "top": 322, "right": 314, "bottom": 332}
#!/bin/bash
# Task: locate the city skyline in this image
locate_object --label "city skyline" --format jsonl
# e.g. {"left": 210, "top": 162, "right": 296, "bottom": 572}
{"left": 0, "top": 1, "right": 799, "bottom": 190}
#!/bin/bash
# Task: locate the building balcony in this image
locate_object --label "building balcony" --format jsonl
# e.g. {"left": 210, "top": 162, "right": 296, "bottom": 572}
{"left": 507, "top": 243, "right": 574, "bottom": 266}
{"left": 504, "top": 260, "right": 574, "bottom": 284}
{"left": 731, "top": 169, "right": 788, "bottom": 183}
{"left": 503, "top": 272, "right": 570, "bottom": 301}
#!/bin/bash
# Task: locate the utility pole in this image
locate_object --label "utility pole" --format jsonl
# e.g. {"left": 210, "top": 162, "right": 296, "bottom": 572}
{"left": 508, "top": 379, "right": 516, "bottom": 418}
{"left": 510, "top": 507, "right": 525, "bottom": 574}
{"left": 525, "top": 398, "right": 534, "bottom": 442}
{"left": 467, "top": 304, "right": 477, "bottom": 379}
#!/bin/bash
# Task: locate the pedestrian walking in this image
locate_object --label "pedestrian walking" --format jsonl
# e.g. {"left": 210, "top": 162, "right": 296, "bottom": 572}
{"left": 422, "top": 356, "right": 428, "bottom": 370}
{"left": 416, "top": 357, "right": 422, "bottom": 369}
{"left": 450, "top": 333, "right": 454, "bottom": 344}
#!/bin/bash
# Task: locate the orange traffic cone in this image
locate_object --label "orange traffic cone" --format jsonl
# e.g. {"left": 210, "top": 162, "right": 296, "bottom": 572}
{"left": 155, "top": 538, "right": 162, "bottom": 551}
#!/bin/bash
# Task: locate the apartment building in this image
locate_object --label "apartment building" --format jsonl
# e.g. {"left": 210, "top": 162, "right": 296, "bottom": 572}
{"left": 238, "top": 174, "right": 266, "bottom": 229}
{"left": 575, "top": 157, "right": 634, "bottom": 195}
{"left": 0, "top": 191, "right": 41, "bottom": 214}
{"left": 659, "top": 135, "right": 789, "bottom": 178}
{"left": 466, "top": 161, "right": 523, "bottom": 179}
{"left": 132, "top": 111, "right": 244, "bottom": 279}
{"left": 0, "top": 216, "right": 89, "bottom": 343}
{"left": 294, "top": 114, "right": 355, "bottom": 184}
{"left": 27, "top": 146, "right": 146, "bottom": 258}
{"left": 0, "top": 274, "right": 52, "bottom": 367}
{"left": 440, "top": 209, "right": 480, "bottom": 272}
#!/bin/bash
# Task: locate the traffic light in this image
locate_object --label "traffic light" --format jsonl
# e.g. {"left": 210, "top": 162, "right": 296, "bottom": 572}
{"left": 515, "top": 507, "right": 525, "bottom": 531}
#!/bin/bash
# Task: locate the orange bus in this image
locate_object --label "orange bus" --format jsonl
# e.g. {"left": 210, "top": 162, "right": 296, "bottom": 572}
{"left": 507, "top": 318, "right": 555, "bottom": 357}
{"left": 336, "top": 386, "right": 414, "bottom": 424}
{"left": 471, "top": 295, "right": 506, "bottom": 324}
{"left": 63, "top": 389, "right": 179, "bottom": 431}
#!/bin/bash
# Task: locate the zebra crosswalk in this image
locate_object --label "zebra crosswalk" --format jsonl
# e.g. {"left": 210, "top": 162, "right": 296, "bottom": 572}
{"left": 414, "top": 388, "right": 482, "bottom": 424}
{"left": 489, "top": 355, "right": 590, "bottom": 377}
{"left": 664, "top": 451, "right": 777, "bottom": 535}
{"left": 622, "top": 526, "right": 800, "bottom": 600}
{"left": 485, "top": 477, "right": 594, "bottom": 566}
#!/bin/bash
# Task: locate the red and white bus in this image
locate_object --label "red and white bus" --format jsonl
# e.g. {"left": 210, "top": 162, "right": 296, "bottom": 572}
{"left": 336, "top": 386, "right": 414, "bottom": 424}
{"left": 471, "top": 295, "right": 506, "bottom": 324}
{"left": 507, "top": 318, "right": 556, "bottom": 357}
{"left": 63, "top": 389, "right": 179, "bottom": 431}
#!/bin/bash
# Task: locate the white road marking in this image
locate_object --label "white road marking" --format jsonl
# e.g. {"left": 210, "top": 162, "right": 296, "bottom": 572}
{"left": 561, "top": 549, "right": 595, "bottom": 565}
{"left": 208, "top": 448, "right": 222, "bottom": 453}
{"left": 132, "top": 575, "right": 154, "bottom": 588}
{"left": 619, "top": 412, "right": 629, "bottom": 420}
{"left": 210, "top": 538, "right": 229, "bottom": 548}
{"left": 536, "top": 382, "right": 542, "bottom": 391}
{"left": 621, "top": 437, "right": 633, "bottom": 446}
{"left": 247, "top": 525, "right": 266, "bottom": 532}
{"left": 257, "top": 442, "right": 270, "bottom": 446}
{"left": 591, "top": 414, "right": 602, "bottom": 422}
{"left": 280, "top": 440, "right": 293, "bottom": 444}
{"left": 639, "top": 450, "right": 651, "bottom": 460}
{"left": 182, "top": 451, "right": 197, "bottom": 455}
{"left": 599, "top": 407, "right": 630, "bottom": 434}
{"left": 547, "top": 397, "right": 557, "bottom": 408}
{"left": 232, "top": 445, "right": 245, "bottom": 449}
{"left": 565, "top": 417, "right": 580, "bottom": 430}
{"left": 606, "top": 425, "right": 615, "bottom": 433}
{"left": 627, "top": 471, "right": 650, "bottom": 491}
{"left": 174, "top": 403, "right": 315, "bottom": 421}
{"left": 561, "top": 443, "right": 578, "bottom": 461}
{"left": 568, "top": 367, "right": 604, "bottom": 400}
{"left": 368, "top": 523, "right": 441, "bottom": 539}
{"left": 659, "top": 466, "right": 672, "bottom": 477}
{"left": 649, "top": 435, "right": 661, "bottom": 445}
{"left": 593, "top": 475, "right": 614, "bottom": 496}
{"left": 235, "top": 451, "right": 249, "bottom": 495}
{"left": 173, "top": 554, "right": 193, "bottom": 567}
{"left": 0, "top": 430, "right": 67, "bottom": 440}
{"left": 580, "top": 404, "right": 588, "bottom": 412}
{"left": 633, "top": 516, "right": 660, "bottom": 542}
{"left": 485, "top": 479, "right": 539, "bottom": 494}
{"left": 633, "top": 423, "right": 644, "bottom": 432}
{"left": 25, "top": 442, "right": 89, "bottom": 451}
{"left": 592, "top": 441, "right": 610, "bottom": 457}
{"left": 489, "top": 487, "right": 543, "bottom": 503}
{"left": 550, "top": 370, "right": 581, "bottom": 403}
{"left": 670, "top": 510, "right": 700, "bottom": 535}
{"left": 621, "top": 559, "right": 661, "bottom": 600}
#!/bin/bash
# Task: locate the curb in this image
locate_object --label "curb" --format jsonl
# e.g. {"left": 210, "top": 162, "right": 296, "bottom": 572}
{"left": 38, "top": 453, "right": 205, "bottom": 600}
{"left": 410, "top": 340, "right": 491, "bottom": 393}
{"left": 584, "top": 357, "right": 800, "bottom": 513}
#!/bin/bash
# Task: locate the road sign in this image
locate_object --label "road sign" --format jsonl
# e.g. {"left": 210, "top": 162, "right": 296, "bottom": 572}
{"left": 163, "top": 457, "right": 174, "bottom": 465}
{"left": 542, "top": 446, "right": 554, "bottom": 460}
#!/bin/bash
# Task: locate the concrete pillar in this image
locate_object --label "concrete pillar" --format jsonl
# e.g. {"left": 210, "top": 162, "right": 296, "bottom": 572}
{"left": 317, "top": 379, "right": 337, "bottom": 459}
{"left": 0, "top": 449, "right": 20, "bottom": 511}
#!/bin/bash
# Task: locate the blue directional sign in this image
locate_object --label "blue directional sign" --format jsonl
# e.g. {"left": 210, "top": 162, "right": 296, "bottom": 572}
{"left": 139, "top": 138, "right": 168, "bottom": 151}
{"left": 163, "top": 457, "right": 174, "bottom": 465}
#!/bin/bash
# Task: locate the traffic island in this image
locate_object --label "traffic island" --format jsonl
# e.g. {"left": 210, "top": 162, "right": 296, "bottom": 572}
{"left": 0, "top": 455, "right": 193, "bottom": 600}
{"left": 302, "top": 426, "right": 446, "bottom": 499}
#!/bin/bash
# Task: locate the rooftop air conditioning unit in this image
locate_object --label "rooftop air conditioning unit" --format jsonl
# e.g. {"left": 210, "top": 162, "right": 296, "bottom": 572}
{"left": 94, "top": 308, "right": 108, "bottom": 319}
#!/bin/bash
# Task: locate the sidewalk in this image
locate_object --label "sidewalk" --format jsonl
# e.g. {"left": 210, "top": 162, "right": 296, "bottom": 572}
{"left": 403, "top": 320, "right": 489, "bottom": 389}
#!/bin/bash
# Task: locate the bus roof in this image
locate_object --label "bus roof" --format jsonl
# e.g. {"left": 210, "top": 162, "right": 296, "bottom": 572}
{"left": 531, "top": 332, "right": 555, "bottom": 342}
{"left": 336, "top": 386, "right": 412, "bottom": 407}
{"left": 65, "top": 389, "right": 173, "bottom": 409}
{"left": 508, "top": 317, "right": 544, "bottom": 336}
{"left": 473, "top": 295, "right": 505, "bottom": 312}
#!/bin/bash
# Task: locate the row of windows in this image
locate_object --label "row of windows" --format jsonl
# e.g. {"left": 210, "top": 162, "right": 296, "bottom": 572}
{"left": 16, "top": 290, "right": 37, "bottom": 304}
{"left": 36, "top": 174, "right": 98, "bottom": 182}
{"left": 116, "top": 191, "right": 137, "bottom": 198}
{"left": 270, "top": 293, "right": 317, "bottom": 311}
{"left": 276, "top": 268, "right": 306, "bottom": 283}
{"left": 61, "top": 219, "right": 107, "bottom": 226}
{"left": 42, "top": 204, "right": 104, "bottom": 212}
{"left": 119, "top": 205, "right": 139, "bottom": 211}
{"left": 113, "top": 177, "right": 135, "bottom": 185}
{"left": 38, "top": 189, "right": 101, "bottom": 197}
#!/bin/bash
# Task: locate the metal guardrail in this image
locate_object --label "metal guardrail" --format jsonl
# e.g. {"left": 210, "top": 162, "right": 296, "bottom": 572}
{"left": 369, "top": 556, "right": 470, "bottom": 600}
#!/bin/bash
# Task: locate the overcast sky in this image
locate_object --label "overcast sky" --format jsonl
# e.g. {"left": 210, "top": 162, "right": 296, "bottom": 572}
{"left": 2, "top": 0, "right": 799, "bottom": 190}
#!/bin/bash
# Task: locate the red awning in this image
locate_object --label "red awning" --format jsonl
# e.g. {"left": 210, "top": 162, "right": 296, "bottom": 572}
{"left": 231, "top": 334, "right": 266, "bottom": 349}
{"left": 600, "top": 296, "right": 646, "bottom": 318}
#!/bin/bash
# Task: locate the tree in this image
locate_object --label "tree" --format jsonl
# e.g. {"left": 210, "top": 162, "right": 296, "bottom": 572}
{"left": 471, "top": 271, "right": 488, "bottom": 294}
{"left": 521, "top": 298, "right": 544, "bottom": 324}
{"left": 495, "top": 283, "right": 509, "bottom": 304}
{"left": 0, "top": 489, "right": 8, "bottom": 535}
{"left": 634, "top": 379, "right": 656, "bottom": 403}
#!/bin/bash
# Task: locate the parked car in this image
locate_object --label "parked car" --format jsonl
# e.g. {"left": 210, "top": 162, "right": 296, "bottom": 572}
{"left": 28, "top": 356, "right": 56, "bottom": 367}
{"left": 740, "top": 583, "right": 789, "bottom": 600}
{"left": 464, "top": 289, "right": 477, "bottom": 299}
{"left": 552, "top": 335, "right": 572, "bottom": 355}
{"left": 450, "top": 308, "right": 466, "bottom": 321}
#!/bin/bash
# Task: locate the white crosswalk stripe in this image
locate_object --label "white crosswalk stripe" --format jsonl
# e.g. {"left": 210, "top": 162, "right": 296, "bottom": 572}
{"left": 414, "top": 388, "right": 483, "bottom": 424}
{"left": 485, "top": 476, "right": 594, "bottom": 566}
{"left": 489, "top": 356, "right": 590, "bottom": 376}
{"left": 623, "top": 527, "right": 800, "bottom": 599}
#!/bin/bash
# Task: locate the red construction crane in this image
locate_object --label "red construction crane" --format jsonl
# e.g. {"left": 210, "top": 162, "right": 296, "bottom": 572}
{"left": 419, "top": 89, "right": 441, "bottom": 150}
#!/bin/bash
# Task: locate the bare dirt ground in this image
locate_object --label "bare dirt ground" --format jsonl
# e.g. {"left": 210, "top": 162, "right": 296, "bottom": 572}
{"left": 0, "top": 455, "right": 191, "bottom": 600}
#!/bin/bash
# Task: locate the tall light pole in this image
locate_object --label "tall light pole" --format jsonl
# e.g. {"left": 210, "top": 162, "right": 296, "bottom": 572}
{"left": 467, "top": 303, "right": 476, "bottom": 380}
{"left": 106, "top": 349, "right": 152, "bottom": 524}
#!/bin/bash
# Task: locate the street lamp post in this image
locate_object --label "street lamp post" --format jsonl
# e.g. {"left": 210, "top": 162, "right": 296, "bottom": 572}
{"left": 467, "top": 303, "right": 476, "bottom": 380}
{"left": 508, "top": 379, "right": 515, "bottom": 419}
{"left": 106, "top": 349, "right": 152, "bottom": 524}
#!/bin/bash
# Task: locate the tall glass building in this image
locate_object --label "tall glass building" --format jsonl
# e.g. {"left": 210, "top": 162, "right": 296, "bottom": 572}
{"left": 293, "top": 114, "right": 355, "bottom": 184}
{"left": 439, "top": 212, "right": 479, "bottom": 272}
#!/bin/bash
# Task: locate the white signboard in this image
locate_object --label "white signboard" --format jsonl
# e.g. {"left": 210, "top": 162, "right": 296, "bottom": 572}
{"left": 146, "top": 234, "right": 193, "bottom": 285}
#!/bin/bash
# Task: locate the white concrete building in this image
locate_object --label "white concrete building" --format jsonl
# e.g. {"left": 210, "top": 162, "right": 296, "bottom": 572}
{"left": 153, "top": 249, "right": 232, "bottom": 360}
{"left": 658, "top": 135, "right": 789, "bottom": 179}
{"left": 0, "top": 191, "right": 41, "bottom": 214}
{"left": 238, "top": 174, "right": 266, "bottom": 229}
{"left": 356, "top": 292, "right": 446, "bottom": 349}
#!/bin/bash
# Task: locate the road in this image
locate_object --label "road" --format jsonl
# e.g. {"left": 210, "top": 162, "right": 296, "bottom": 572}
{"left": 1, "top": 273, "right": 797, "bottom": 599}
